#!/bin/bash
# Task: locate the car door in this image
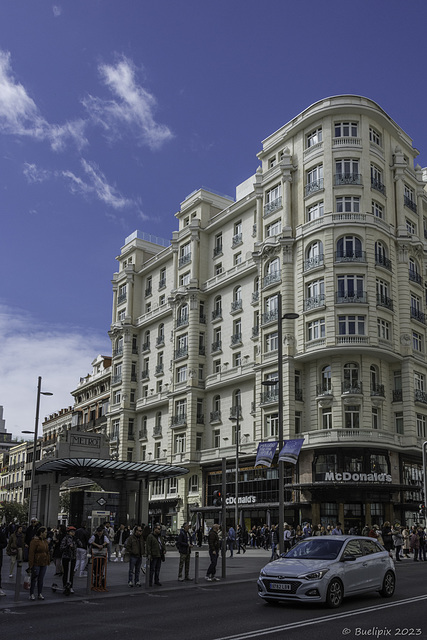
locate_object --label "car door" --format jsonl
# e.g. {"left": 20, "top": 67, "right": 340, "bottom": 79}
{"left": 340, "top": 539, "right": 367, "bottom": 594}
{"left": 359, "top": 539, "right": 387, "bottom": 589}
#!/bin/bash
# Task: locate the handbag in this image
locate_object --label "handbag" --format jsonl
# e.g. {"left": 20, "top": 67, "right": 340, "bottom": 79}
{"left": 23, "top": 574, "right": 31, "bottom": 590}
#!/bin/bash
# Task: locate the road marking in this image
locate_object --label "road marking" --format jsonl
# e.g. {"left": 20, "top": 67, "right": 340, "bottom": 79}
{"left": 212, "top": 594, "right": 427, "bottom": 640}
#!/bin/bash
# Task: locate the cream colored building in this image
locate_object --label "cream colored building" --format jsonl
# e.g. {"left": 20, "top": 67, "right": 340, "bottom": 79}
{"left": 109, "top": 96, "right": 427, "bottom": 532}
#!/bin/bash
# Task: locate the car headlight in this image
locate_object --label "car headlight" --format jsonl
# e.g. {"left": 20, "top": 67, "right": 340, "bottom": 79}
{"left": 300, "top": 569, "right": 329, "bottom": 580}
{"left": 260, "top": 569, "right": 268, "bottom": 577}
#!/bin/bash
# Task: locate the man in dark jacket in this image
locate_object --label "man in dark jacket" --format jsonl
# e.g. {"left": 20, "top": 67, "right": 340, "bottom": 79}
{"left": 25, "top": 518, "right": 41, "bottom": 548}
{"left": 205, "top": 524, "right": 220, "bottom": 582}
{"left": 75, "top": 523, "right": 90, "bottom": 577}
{"left": 176, "top": 522, "right": 193, "bottom": 582}
{"left": 124, "top": 525, "right": 145, "bottom": 587}
{"left": 146, "top": 524, "right": 165, "bottom": 587}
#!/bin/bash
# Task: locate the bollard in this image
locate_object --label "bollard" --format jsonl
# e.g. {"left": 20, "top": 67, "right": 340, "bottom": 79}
{"left": 14, "top": 563, "right": 23, "bottom": 602}
{"left": 86, "top": 553, "right": 92, "bottom": 595}
{"left": 194, "top": 551, "right": 199, "bottom": 584}
{"left": 144, "top": 557, "right": 150, "bottom": 588}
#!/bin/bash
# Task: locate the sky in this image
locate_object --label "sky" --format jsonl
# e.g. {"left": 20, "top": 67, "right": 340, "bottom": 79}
{"left": 1, "top": 0, "right": 427, "bottom": 439}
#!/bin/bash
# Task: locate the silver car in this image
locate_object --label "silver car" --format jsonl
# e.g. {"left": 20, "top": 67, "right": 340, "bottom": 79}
{"left": 257, "top": 535, "right": 395, "bottom": 608}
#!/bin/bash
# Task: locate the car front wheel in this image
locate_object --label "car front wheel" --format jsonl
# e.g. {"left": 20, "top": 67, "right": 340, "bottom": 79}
{"left": 326, "top": 578, "right": 343, "bottom": 608}
{"left": 379, "top": 571, "right": 395, "bottom": 598}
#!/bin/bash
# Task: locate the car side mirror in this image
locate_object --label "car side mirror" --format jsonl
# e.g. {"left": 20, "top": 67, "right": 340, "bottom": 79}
{"left": 342, "top": 555, "right": 356, "bottom": 562}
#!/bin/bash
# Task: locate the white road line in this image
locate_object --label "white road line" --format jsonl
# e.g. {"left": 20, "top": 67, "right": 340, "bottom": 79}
{"left": 212, "top": 594, "right": 427, "bottom": 640}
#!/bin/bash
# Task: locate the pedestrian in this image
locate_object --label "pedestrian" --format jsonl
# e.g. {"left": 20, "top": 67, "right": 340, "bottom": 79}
{"left": 196, "top": 526, "right": 203, "bottom": 547}
{"left": 113, "top": 524, "right": 129, "bottom": 561}
{"left": 410, "top": 528, "right": 420, "bottom": 561}
{"left": 205, "top": 524, "right": 220, "bottom": 581}
{"left": 283, "top": 524, "right": 292, "bottom": 552}
{"left": 227, "top": 525, "right": 236, "bottom": 557}
{"left": 381, "top": 521, "right": 393, "bottom": 553}
{"left": 28, "top": 526, "right": 50, "bottom": 601}
{"left": 418, "top": 526, "right": 426, "bottom": 561}
{"left": 124, "top": 525, "right": 145, "bottom": 587}
{"left": 0, "top": 525, "right": 7, "bottom": 596}
{"left": 52, "top": 525, "right": 67, "bottom": 575}
{"left": 75, "top": 523, "right": 90, "bottom": 578}
{"left": 392, "top": 525, "right": 404, "bottom": 561}
{"left": 89, "top": 525, "right": 109, "bottom": 590}
{"left": 302, "top": 522, "right": 312, "bottom": 538}
{"left": 402, "top": 526, "right": 411, "bottom": 557}
{"left": 269, "top": 525, "right": 279, "bottom": 561}
{"left": 236, "top": 525, "right": 246, "bottom": 554}
{"left": 176, "top": 522, "right": 193, "bottom": 582}
{"left": 104, "top": 522, "right": 114, "bottom": 561}
{"left": 6, "top": 524, "right": 24, "bottom": 578}
{"left": 331, "top": 522, "right": 343, "bottom": 535}
{"left": 146, "top": 524, "right": 165, "bottom": 587}
{"left": 60, "top": 525, "right": 77, "bottom": 593}
{"left": 25, "top": 518, "right": 41, "bottom": 560}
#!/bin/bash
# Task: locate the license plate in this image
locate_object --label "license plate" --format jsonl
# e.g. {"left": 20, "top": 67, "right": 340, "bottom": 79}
{"left": 270, "top": 582, "right": 291, "bottom": 591}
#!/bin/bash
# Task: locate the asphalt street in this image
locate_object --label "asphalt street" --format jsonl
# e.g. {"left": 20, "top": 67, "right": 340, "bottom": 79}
{"left": 1, "top": 548, "right": 426, "bottom": 640}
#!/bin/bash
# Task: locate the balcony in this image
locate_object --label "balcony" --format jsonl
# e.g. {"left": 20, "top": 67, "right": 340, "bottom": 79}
{"left": 139, "top": 428, "right": 147, "bottom": 440}
{"left": 199, "top": 346, "right": 205, "bottom": 356}
{"left": 158, "top": 278, "right": 166, "bottom": 290}
{"left": 177, "top": 314, "right": 189, "bottom": 328}
{"left": 141, "top": 341, "right": 150, "bottom": 352}
{"left": 342, "top": 381, "right": 363, "bottom": 395}
{"left": 179, "top": 253, "right": 191, "bottom": 268}
{"left": 335, "top": 251, "right": 366, "bottom": 263}
{"left": 252, "top": 291, "right": 259, "bottom": 304}
{"left": 229, "top": 406, "right": 242, "bottom": 421}
{"left": 145, "top": 287, "right": 152, "bottom": 298}
{"left": 334, "top": 173, "right": 362, "bottom": 186}
{"left": 196, "top": 414, "right": 204, "bottom": 425}
{"left": 213, "top": 245, "right": 223, "bottom": 257}
{"left": 316, "top": 384, "right": 333, "bottom": 397}
{"left": 377, "top": 294, "right": 394, "bottom": 311}
{"left": 252, "top": 326, "right": 259, "bottom": 338}
{"left": 210, "top": 410, "right": 221, "bottom": 423}
{"left": 295, "top": 389, "right": 303, "bottom": 402}
{"left": 409, "top": 271, "right": 422, "bottom": 285}
{"left": 263, "top": 196, "right": 282, "bottom": 217}
{"left": 212, "top": 308, "right": 222, "bottom": 321}
{"left": 113, "top": 347, "right": 123, "bottom": 357}
{"left": 260, "top": 389, "right": 279, "bottom": 404}
{"left": 117, "top": 293, "right": 127, "bottom": 304}
{"left": 303, "top": 254, "right": 324, "bottom": 272}
{"left": 392, "top": 389, "right": 403, "bottom": 402}
{"left": 304, "top": 294, "right": 325, "bottom": 312}
{"left": 303, "top": 428, "right": 404, "bottom": 448}
{"left": 404, "top": 196, "right": 417, "bottom": 213}
{"left": 231, "top": 300, "right": 243, "bottom": 313}
{"left": 156, "top": 336, "right": 165, "bottom": 347}
{"left": 262, "top": 309, "right": 279, "bottom": 324}
{"left": 375, "top": 253, "right": 392, "bottom": 271}
{"left": 371, "top": 177, "right": 386, "bottom": 195}
{"left": 174, "top": 347, "right": 188, "bottom": 360}
{"left": 211, "top": 341, "right": 222, "bottom": 353}
{"left": 231, "top": 332, "right": 242, "bottom": 346}
{"left": 332, "top": 137, "right": 362, "bottom": 147}
{"left": 263, "top": 272, "right": 281, "bottom": 288}
{"left": 232, "top": 233, "right": 242, "bottom": 248}
{"left": 371, "top": 383, "right": 385, "bottom": 397}
{"left": 411, "top": 308, "right": 426, "bottom": 324}
{"left": 336, "top": 291, "right": 367, "bottom": 304}
{"left": 111, "top": 375, "right": 122, "bottom": 385}
{"left": 155, "top": 364, "right": 164, "bottom": 375}
{"left": 141, "top": 369, "right": 149, "bottom": 380}
{"left": 305, "top": 178, "right": 324, "bottom": 197}
{"left": 171, "top": 414, "right": 187, "bottom": 427}
{"left": 415, "top": 389, "right": 427, "bottom": 405}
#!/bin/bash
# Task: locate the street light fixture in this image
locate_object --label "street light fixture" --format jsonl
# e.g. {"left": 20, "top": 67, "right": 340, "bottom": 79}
{"left": 22, "top": 376, "right": 53, "bottom": 524}
{"left": 229, "top": 402, "right": 242, "bottom": 530}
{"left": 262, "top": 292, "right": 299, "bottom": 554}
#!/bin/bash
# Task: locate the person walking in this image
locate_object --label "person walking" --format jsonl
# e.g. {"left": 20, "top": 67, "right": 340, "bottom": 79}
{"left": 75, "top": 523, "right": 90, "bottom": 578}
{"left": 409, "top": 527, "right": 420, "bottom": 561}
{"left": 176, "top": 522, "right": 193, "bottom": 582}
{"left": 205, "top": 524, "right": 220, "bottom": 582}
{"left": 227, "top": 525, "right": 236, "bottom": 558}
{"left": 269, "top": 525, "right": 279, "bottom": 561}
{"left": 381, "top": 521, "right": 393, "bottom": 553}
{"left": 0, "top": 525, "right": 7, "bottom": 596}
{"left": 124, "top": 525, "right": 145, "bottom": 587}
{"left": 28, "top": 527, "right": 50, "bottom": 601}
{"left": 6, "top": 524, "right": 24, "bottom": 578}
{"left": 114, "top": 524, "right": 129, "bottom": 561}
{"left": 236, "top": 525, "right": 246, "bottom": 554}
{"left": 146, "top": 524, "right": 165, "bottom": 587}
{"left": 392, "top": 525, "right": 404, "bottom": 561}
{"left": 60, "top": 526, "right": 77, "bottom": 593}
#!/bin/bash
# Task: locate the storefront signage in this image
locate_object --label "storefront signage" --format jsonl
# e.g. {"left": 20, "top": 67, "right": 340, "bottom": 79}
{"left": 225, "top": 495, "right": 256, "bottom": 505}
{"left": 324, "top": 471, "right": 392, "bottom": 483}
{"left": 70, "top": 434, "right": 101, "bottom": 448}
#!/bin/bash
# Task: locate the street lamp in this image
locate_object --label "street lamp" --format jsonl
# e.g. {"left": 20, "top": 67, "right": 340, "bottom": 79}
{"left": 22, "top": 376, "right": 53, "bottom": 524}
{"left": 262, "top": 292, "right": 299, "bottom": 554}
{"left": 422, "top": 441, "right": 427, "bottom": 522}
{"left": 229, "top": 404, "right": 241, "bottom": 530}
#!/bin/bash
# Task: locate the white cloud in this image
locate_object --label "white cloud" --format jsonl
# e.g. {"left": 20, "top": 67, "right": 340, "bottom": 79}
{"left": 0, "top": 49, "right": 87, "bottom": 151}
{"left": 83, "top": 56, "right": 173, "bottom": 150}
{"left": 0, "top": 303, "right": 110, "bottom": 439}
{"left": 52, "top": 5, "right": 62, "bottom": 17}
{"left": 23, "top": 162, "right": 51, "bottom": 183}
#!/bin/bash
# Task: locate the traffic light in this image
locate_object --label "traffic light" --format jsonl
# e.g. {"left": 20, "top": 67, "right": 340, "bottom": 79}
{"left": 419, "top": 503, "right": 425, "bottom": 517}
{"left": 213, "top": 490, "right": 222, "bottom": 506}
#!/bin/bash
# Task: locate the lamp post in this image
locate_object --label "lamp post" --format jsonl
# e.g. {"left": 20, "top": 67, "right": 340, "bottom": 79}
{"left": 22, "top": 376, "right": 53, "bottom": 524}
{"left": 229, "top": 404, "right": 241, "bottom": 529}
{"left": 262, "top": 293, "right": 298, "bottom": 554}
{"left": 423, "top": 441, "right": 427, "bottom": 522}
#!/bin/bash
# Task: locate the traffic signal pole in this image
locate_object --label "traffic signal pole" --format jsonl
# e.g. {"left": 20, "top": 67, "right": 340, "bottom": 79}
{"left": 221, "top": 457, "right": 227, "bottom": 579}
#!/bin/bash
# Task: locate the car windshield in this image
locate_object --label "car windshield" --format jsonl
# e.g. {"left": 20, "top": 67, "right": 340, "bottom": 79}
{"left": 284, "top": 538, "right": 344, "bottom": 560}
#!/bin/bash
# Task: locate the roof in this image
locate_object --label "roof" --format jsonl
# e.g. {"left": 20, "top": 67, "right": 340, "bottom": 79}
{"left": 36, "top": 457, "right": 188, "bottom": 481}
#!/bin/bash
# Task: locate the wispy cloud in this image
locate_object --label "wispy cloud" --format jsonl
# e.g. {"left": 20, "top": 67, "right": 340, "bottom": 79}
{"left": 83, "top": 56, "right": 173, "bottom": 150}
{"left": 0, "top": 303, "right": 110, "bottom": 439}
{"left": 23, "top": 162, "right": 51, "bottom": 183}
{"left": 0, "top": 50, "right": 87, "bottom": 151}
{"left": 52, "top": 5, "right": 62, "bottom": 17}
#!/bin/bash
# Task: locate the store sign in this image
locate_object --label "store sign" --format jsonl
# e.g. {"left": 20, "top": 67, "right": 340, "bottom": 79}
{"left": 324, "top": 471, "right": 392, "bottom": 483}
{"left": 70, "top": 434, "right": 101, "bottom": 448}
{"left": 225, "top": 495, "right": 256, "bottom": 505}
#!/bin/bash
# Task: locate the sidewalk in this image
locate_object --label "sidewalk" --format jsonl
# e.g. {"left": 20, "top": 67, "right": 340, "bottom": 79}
{"left": 0, "top": 546, "right": 271, "bottom": 608}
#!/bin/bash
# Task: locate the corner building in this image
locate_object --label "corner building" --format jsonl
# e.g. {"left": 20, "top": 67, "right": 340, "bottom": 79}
{"left": 109, "top": 96, "right": 427, "bottom": 532}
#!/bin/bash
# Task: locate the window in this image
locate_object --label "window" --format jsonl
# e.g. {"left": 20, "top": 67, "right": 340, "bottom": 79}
{"left": 371, "top": 164, "right": 385, "bottom": 194}
{"left": 266, "top": 218, "right": 282, "bottom": 237}
{"left": 305, "top": 240, "right": 324, "bottom": 270}
{"left": 232, "top": 220, "right": 243, "bottom": 246}
{"left": 113, "top": 390, "right": 121, "bottom": 404}
{"left": 395, "top": 412, "right": 404, "bottom": 435}
{"left": 344, "top": 405, "right": 360, "bottom": 429}
{"left": 118, "top": 309, "right": 126, "bottom": 321}
{"left": 232, "top": 318, "right": 242, "bottom": 345}
{"left": 176, "top": 365, "right": 187, "bottom": 383}
{"left": 234, "top": 252, "right": 242, "bottom": 266}
{"left": 179, "top": 242, "right": 191, "bottom": 267}
{"left": 321, "top": 365, "right": 332, "bottom": 393}
{"left": 157, "top": 323, "right": 165, "bottom": 346}
{"left": 337, "top": 274, "right": 364, "bottom": 302}
{"left": 414, "top": 372, "right": 425, "bottom": 392}
{"left": 168, "top": 477, "right": 178, "bottom": 494}
{"left": 188, "top": 474, "right": 199, "bottom": 493}
{"left": 307, "top": 318, "right": 325, "bottom": 341}
{"left": 377, "top": 318, "right": 390, "bottom": 340}
{"left": 213, "top": 429, "right": 221, "bottom": 448}
{"left": 175, "top": 399, "right": 187, "bottom": 422}
{"left": 145, "top": 276, "right": 152, "bottom": 297}
{"left": 268, "top": 156, "right": 276, "bottom": 169}
{"left": 417, "top": 414, "right": 427, "bottom": 439}
{"left": 213, "top": 359, "right": 221, "bottom": 373}
{"left": 265, "top": 185, "right": 281, "bottom": 215}
{"left": 369, "top": 126, "right": 381, "bottom": 146}
{"left": 376, "top": 278, "right": 390, "bottom": 307}
{"left": 214, "top": 263, "right": 223, "bottom": 275}
{"left": 406, "top": 219, "right": 416, "bottom": 235}
{"left": 212, "top": 327, "right": 221, "bottom": 351}
{"left": 404, "top": 184, "right": 416, "bottom": 212}
{"left": 336, "top": 235, "right": 362, "bottom": 259}
{"left": 305, "top": 165, "right": 323, "bottom": 196}
{"left": 372, "top": 407, "right": 379, "bottom": 430}
{"left": 180, "top": 271, "right": 191, "bottom": 286}
{"left": 338, "top": 315, "right": 365, "bottom": 335}
{"left": 265, "top": 331, "right": 278, "bottom": 352}
{"left": 335, "top": 159, "right": 360, "bottom": 184}
{"left": 178, "top": 304, "right": 189, "bottom": 326}
{"left": 159, "top": 267, "right": 166, "bottom": 289}
{"left": 322, "top": 407, "right": 332, "bottom": 430}
{"left": 305, "top": 279, "right": 324, "bottom": 310}
{"left": 214, "top": 233, "right": 223, "bottom": 256}
{"left": 265, "top": 413, "right": 279, "bottom": 437}
{"left": 306, "top": 127, "right": 322, "bottom": 148}
{"left": 372, "top": 201, "right": 383, "bottom": 218}
{"left": 413, "top": 331, "right": 423, "bottom": 352}
{"left": 233, "top": 351, "right": 242, "bottom": 367}
{"left": 118, "top": 283, "right": 127, "bottom": 303}
{"left": 334, "top": 122, "right": 358, "bottom": 138}
{"left": 306, "top": 201, "right": 324, "bottom": 222}
{"left": 409, "top": 258, "right": 421, "bottom": 283}
{"left": 375, "top": 241, "right": 390, "bottom": 268}
{"left": 336, "top": 196, "right": 360, "bottom": 213}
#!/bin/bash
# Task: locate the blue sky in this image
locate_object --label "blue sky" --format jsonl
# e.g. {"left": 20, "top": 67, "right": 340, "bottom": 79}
{"left": 1, "top": 0, "right": 427, "bottom": 437}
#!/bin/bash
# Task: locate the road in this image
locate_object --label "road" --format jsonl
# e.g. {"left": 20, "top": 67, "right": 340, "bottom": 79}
{"left": 1, "top": 559, "right": 426, "bottom": 640}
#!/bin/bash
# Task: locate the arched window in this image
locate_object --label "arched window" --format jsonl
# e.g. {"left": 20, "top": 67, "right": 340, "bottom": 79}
{"left": 211, "top": 395, "right": 221, "bottom": 422}
{"left": 321, "top": 365, "right": 332, "bottom": 392}
{"left": 232, "top": 286, "right": 242, "bottom": 312}
{"left": 157, "top": 323, "right": 165, "bottom": 346}
{"left": 336, "top": 235, "right": 362, "bottom": 259}
{"left": 143, "top": 330, "right": 150, "bottom": 351}
{"left": 343, "top": 363, "right": 360, "bottom": 393}
{"left": 305, "top": 241, "right": 324, "bottom": 270}
{"left": 232, "top": 389, "right": 242, "bottom": 419}
{"left": 178, "top": 303, "right": 189, "bottom": 326}
{"left": 409, "top": 257, "right": 421, "bottom": 283}
{"left": 266, "top": 257, "right": 280, "bottom": 276}
{"left": 213, "top": 295, "right": 222, "bottom": 320}
{"left": 155, "top": 411, "right": 162, "bottom": 428}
